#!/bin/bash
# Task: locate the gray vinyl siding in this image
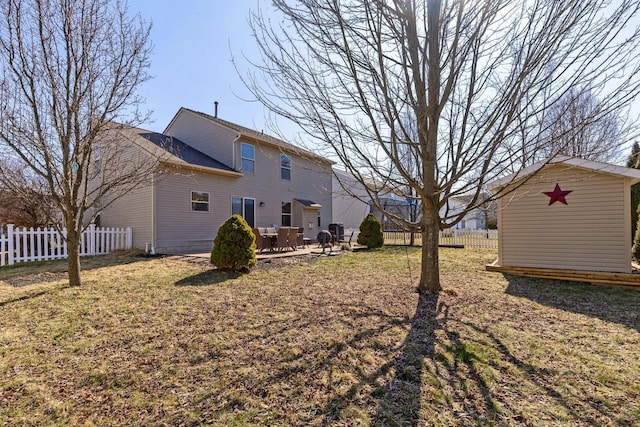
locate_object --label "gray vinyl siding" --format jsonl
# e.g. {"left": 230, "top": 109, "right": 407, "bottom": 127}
{"left": 98, "top": 183, "right": 153, "bottom": 251}
{"left": 165, "top": 110, "right": 236, "bottom": 167}
{"left": 152, "top": 143, "right": 332, "bottom": 253}
{"left": 235, "top": 138, "right": 333, "bottom": 233}
{"left": 154, "top": 170, "right": 238, "bottom": 253}
{"left": 332, "top": 172, "right": 371, "bottom": 230}
{"left": 498, "top": 165, "right": 630, "bottom": 273}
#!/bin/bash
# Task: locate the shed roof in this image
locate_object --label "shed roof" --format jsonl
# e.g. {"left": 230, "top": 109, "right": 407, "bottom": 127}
{"left": 490, "top": 156, "right": 640, "bottom": 190}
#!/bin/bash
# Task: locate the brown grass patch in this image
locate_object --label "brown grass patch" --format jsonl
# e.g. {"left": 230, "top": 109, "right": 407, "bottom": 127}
{"left": 0, "top": 247, "right": 639, "bottom": 426}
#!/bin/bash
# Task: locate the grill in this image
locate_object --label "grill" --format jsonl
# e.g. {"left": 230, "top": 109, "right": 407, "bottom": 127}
{"left": 316, "top": 230, "right": 333, "bottom": 254}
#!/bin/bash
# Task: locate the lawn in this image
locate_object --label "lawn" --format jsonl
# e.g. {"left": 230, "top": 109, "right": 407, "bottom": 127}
{"left": 0, "top": 247, "right": 639, "bottom": 426}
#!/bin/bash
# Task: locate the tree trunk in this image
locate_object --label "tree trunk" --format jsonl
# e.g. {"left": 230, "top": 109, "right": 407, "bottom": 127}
{"left": 66, "top": 225, "right": 82, "bottom": 286}
{"left": 418, "top": 200, "right": 441, "bottom": 293}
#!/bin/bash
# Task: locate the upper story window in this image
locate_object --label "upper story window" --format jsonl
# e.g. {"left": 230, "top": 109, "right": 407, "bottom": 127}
{"left": 241, "top": 142, "right": 255, "bottom": 174}
{"left": 191, "top": 191, "right": 210, "bottom": 212}
{"left": 93, "top": 147, "right": 101, "bottom": 173}
{"left": 280, "top": 154, "right": 291, "bottom": 180}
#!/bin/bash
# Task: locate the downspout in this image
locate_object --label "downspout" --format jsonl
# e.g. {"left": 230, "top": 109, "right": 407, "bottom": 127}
{"left": 151, "top": 174, "right": 157, "bottom": 255}
{"left": 232, "top": 134, "right": 241, "bottom": 169}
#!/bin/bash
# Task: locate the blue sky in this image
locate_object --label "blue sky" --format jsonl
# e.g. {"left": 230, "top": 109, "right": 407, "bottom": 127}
{"left": 129, "top": 1, "right": 639, "bottom": 162}
{"left": 129, "top": 0, "right": 273, "bottom": 134}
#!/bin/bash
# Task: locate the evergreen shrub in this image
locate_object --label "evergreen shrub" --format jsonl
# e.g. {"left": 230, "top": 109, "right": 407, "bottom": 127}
{"left": 210, "top": 214, "right": 257, "bottom": 271}
{"left": 357, "top": 213, "right": 384, "bottom": 249}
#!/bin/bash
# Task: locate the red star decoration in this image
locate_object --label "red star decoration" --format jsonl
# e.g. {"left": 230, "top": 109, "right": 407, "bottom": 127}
{"left": 543, "top": 183, "right": 572, "bottom": 205}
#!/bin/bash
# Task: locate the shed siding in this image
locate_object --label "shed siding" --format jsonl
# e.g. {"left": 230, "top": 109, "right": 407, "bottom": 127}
{"left": 499, "top": 165, "right": 630, "bottom": 272}
{"left": 165, "top": 110, "right": 236, "bottom": 167}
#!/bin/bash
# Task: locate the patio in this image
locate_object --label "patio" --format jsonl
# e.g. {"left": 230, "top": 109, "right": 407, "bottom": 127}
{"left": 180, "top": 240, "right": 347, "bottom": 261}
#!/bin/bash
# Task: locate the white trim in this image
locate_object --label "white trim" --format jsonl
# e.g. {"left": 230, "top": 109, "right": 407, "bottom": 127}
{"left": 162, "top": 160, "right": 243, "bottom": 177}
{"left": 240, "top": 142, "right": 255, "bottom": 174}
{"left": 490, "top": 156, "right": 640, "bottom": 190}
{"left": 280, "top": 153, "right": 292, "bottom": 181}
{"left": 190, "top": 190, "right": 210, "bottom": 213}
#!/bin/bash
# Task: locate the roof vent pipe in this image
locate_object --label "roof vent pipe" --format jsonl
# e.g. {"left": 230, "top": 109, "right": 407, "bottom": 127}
{"left": 214, "top": 101, "right": 218, "bottom": 118}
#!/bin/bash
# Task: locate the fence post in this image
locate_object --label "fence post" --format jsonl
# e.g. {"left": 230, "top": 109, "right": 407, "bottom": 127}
{"left": 126, "top": 227, "right": 132, "bottom": 249}
{"left": 88, "top": 223, "right": 96, "bottom": 255}
{"left": 0, "top": 229, "right": 4, "bottom": 267}
{"left": 7, "top": 224, "right": 14, "bottom": 266}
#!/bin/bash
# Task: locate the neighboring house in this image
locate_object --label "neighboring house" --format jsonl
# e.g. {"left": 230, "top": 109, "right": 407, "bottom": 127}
{"left": 98, "top": 107, "right": 333, "bottom": 253}
{"left": 489, "top": 156, "right": 640, "bottom": 273}
{"left": 332, "top": 169, "right": 421, "bottom": 231}
{"left": 441, "top": 193, "right": 497, "bottom": 230}
{"left": 369, "top": 196, "right": 420, "bottom": 231}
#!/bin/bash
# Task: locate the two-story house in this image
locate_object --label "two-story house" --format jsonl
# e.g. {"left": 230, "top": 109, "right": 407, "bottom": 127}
{"left": 97, "top": 107, "right": 333, "bottom": 254}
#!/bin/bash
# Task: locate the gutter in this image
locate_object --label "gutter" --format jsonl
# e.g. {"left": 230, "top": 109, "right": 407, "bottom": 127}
{"left": 161, "top": 160, "right": 243, "bottom": 178}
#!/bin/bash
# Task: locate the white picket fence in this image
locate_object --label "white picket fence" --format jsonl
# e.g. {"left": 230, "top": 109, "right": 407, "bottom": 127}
{"left": 383, "top": 229, "right": 498, "bottom": 248}
{"left": 0, "top": 224, "right": 132, "bottom": 267}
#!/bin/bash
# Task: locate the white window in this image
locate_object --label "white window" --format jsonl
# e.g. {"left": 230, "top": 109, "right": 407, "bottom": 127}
{"left": 241, "top": 143, "right": 255, "bottom": 174}
{"left": 191, "top": 191, "right": 210, "bottom": 212}
{"left": 280, "top": 154, "right": 291, "bottom": 180}
{"left": 281, "top": 201, "right": 291, "bottom": 226}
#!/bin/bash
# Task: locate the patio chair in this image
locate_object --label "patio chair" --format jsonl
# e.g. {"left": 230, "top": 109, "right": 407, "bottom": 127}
{"left": 288, "top": 227, "right": 300, "bottom": 250}
{"left": 340, "top": 229, "right": 358, "bottom": 247}
{"left": 276, "top": 227, "right": 290, "bottom": 252}
{"left": 253, "top": 228, "right": 272, "bottom": 253}
{"left": 297, "top": 227, "right": 306, "bottom": 247}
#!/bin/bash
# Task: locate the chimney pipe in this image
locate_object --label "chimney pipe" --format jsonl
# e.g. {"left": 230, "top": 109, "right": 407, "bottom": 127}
{"left": 214, "top": 101, "right": 218, "bottom": 118}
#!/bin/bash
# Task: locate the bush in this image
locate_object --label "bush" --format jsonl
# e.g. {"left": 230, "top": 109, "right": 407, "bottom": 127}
{"left": 357, "top": 213, "right": 384, "bottom": 249}
{"left": 633, "top": 208, "right": 640, "bottom": 261}
{"left": 211, "top": 215, "right": 257, "bottom": 271}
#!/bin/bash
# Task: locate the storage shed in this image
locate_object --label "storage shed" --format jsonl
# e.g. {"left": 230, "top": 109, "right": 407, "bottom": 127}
{"left": 489, "top": 156, "right": 640, "bottom": 275}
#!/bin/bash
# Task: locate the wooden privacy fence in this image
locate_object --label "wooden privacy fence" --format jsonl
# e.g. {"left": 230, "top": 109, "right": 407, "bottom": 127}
{"left": 383, "top": 229, "right": 498, "bottom": 248}
{"left": 0, "top": 224, "right": 132, "bottom": 267}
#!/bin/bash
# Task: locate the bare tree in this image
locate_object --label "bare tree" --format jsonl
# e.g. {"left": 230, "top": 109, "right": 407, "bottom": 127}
{"left": 242, "top": 0, "right": 640, "bottom": 293}
{"left": 0, "top": 159, "right": 57, "bottom": 228}
{"left": 0, "top": 0, "right": 154, "bottom": 285}
{"left": 531, "top": 86, "right": 626, "bottom": 163}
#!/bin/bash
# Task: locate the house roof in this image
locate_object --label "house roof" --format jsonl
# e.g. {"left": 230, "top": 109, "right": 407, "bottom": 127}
{"left": 172, "top": 107, "right": 334, "bottom": 165}
{"left": 490, "top": 156, "right": 640, "bottom": 190}
{"left": 138, "top": 132, "right": 236, "bottom": 172}
{"left": 294, "top": 198, "right": 322, "bottom": 208}
{"left": 114, "top": 124, "right": 241, "bottom": 176}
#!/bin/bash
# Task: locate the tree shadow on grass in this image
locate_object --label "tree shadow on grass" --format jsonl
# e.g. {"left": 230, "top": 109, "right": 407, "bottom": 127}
{"left": 0, "top": 284, "right": 71, "bottom": 307}
{"left": 0, "top": 252, "right": 157, "bottom": 286}
{"left": 370, "top": 288, "right": 624, "bottom": 425}
{"left": 504, "top": 273, "right": 640, "bottom": 333}
{"left": 374, "top": 292, "right": 444, "bottom": 425}
{"left": 174, "top": 269, "right": 241, "bottom": 286}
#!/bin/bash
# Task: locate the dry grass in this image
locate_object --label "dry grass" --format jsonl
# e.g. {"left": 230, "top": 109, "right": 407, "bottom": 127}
{"left": 0, "top": 247, "right": 639, "bottom": 426}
